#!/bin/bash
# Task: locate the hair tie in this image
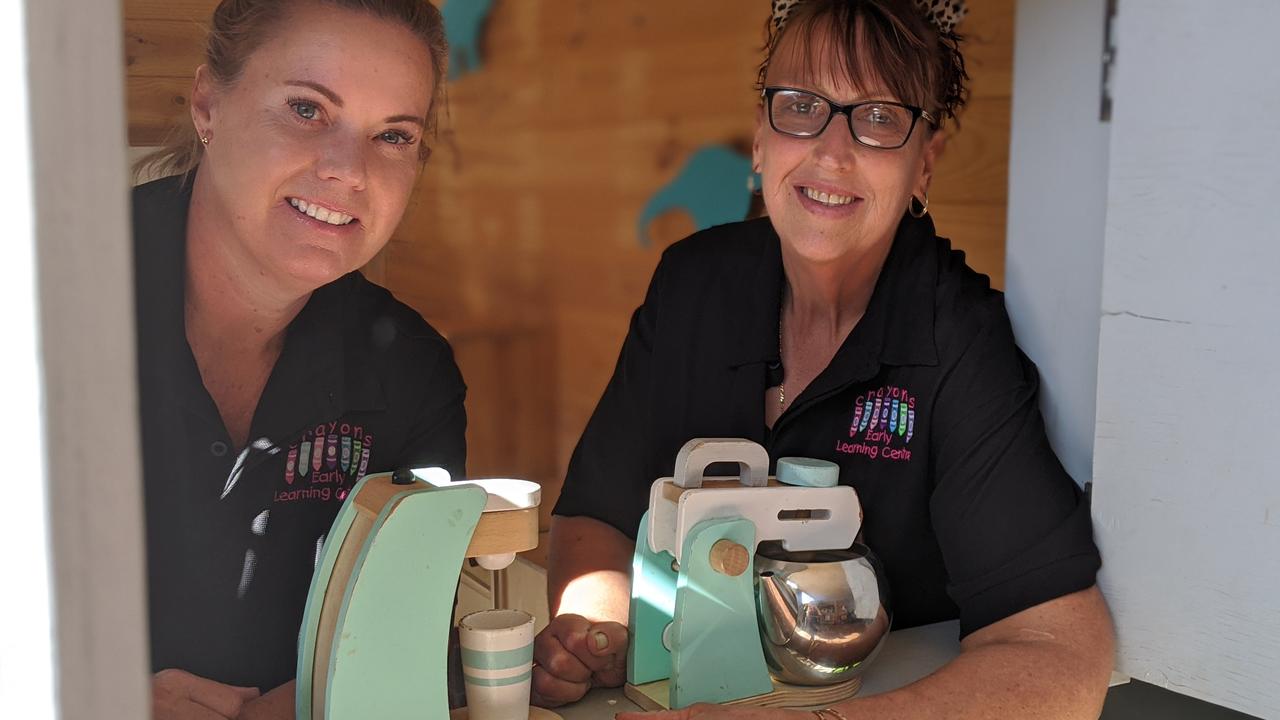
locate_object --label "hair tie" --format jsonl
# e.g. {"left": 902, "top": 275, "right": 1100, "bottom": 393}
{"left": 771, "top": 0, "right": 968, "bottom": 35}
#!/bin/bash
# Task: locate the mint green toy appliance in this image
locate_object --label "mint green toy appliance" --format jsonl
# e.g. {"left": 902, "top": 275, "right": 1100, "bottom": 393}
{"left": 627, "top": 438, "right": 862, "bottom": 708}
{"left": 295, "top": 468, "right": 541, "bottom": 720}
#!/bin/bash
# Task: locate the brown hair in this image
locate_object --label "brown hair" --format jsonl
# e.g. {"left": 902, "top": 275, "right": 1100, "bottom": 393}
{"left": 135, "top": 0, "right": 448, "bottom": 181}
{"left": 757, "top": 0, "right": 969, "bottom": 129}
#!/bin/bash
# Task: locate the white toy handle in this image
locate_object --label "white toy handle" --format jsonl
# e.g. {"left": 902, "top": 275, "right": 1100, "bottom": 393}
{"left": 673, "top": 438, "right": 770, "bottom": 489}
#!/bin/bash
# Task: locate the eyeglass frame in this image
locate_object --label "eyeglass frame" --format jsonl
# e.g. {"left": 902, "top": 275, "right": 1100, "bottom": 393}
{"left": 761, "top": 86, "right": 937, "bottom": 150}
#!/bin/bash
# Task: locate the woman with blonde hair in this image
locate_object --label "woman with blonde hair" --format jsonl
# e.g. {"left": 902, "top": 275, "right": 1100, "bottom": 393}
{"left": 134, "top": 2, "right": 461, "bottom": 717}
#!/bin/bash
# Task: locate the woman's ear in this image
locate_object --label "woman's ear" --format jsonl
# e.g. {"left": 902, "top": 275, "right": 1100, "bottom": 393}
{"left": 189, "top": 64, "right": 217, "bottom": 139}
{"left": 914, "top": 129, "right": 948, "bottom": 198}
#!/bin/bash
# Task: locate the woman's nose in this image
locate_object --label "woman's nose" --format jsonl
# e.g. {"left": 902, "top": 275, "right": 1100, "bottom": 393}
{"left": 316, "top": 132, "right": 369, "bottom": 191}
{"left": 812, "top": 114, "right": 859, "bottom": 169}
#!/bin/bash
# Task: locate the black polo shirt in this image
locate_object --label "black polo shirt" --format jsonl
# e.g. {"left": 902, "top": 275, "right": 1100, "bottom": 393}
{"left": 134, "top": 175, "right": 466, "bottom": 689}
{"left": 554, "top": 214, "right": 1100, "bottom": 637}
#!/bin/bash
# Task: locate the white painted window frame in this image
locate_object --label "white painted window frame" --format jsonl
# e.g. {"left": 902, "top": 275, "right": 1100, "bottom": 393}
{"left": 0, "top": 0, "right": 149, "bottom": 718}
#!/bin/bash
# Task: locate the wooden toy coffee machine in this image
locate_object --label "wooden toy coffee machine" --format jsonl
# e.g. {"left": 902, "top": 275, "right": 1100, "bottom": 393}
{"left": 627, "top": 438, "right": 890, "bottom": 711}
{"left": 295, "top": 467, "right": 540, "bottom": 719}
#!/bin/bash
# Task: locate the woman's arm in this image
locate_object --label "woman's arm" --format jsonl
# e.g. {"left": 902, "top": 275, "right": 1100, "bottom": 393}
{"left": 621, "top": 586, "right": 1113, "bottom": 720}
{"left": 531, "top": 515, "right": 635, "bottom": 707}
{"left": 236, "top": 680, "right": 294, "bottom": 720}
{"left": 548, "top": 514, "right": 634, "bottom": 622}
{"left": 831, "top": 586, "right": 1114, "bottom": 719}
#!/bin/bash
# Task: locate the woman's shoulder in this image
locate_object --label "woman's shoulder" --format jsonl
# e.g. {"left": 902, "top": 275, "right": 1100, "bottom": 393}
{"left": 927, "top": 235, "right": 1015, "bottom": 356}
{"left": 660, "top": 217, "right": 776, "bottom": 265}
{"left": 132, "top": 172, "right": 187, "bottom": 201}
{"left": 646, "top": 217, "right": 778, "bottom": 297}
{"left": 131, "top": 174, "right": 190, "bottom": 246}
{"left": 321, "top": 273, "right": 458, "bottom": 383}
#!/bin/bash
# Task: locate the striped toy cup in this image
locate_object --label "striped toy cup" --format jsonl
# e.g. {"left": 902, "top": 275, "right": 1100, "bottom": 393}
{"left": 458, "top": 609, "right": 535, "bottom": 720}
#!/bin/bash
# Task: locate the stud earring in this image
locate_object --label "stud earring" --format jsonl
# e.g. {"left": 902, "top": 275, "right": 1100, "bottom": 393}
{"left": 200, "top": 135, "right": 210, "bottom": 147}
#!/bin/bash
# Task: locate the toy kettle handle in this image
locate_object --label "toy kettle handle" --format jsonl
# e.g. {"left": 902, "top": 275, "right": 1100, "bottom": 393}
{"left": 672, "top": 438, "right": 770, "bottom": 489}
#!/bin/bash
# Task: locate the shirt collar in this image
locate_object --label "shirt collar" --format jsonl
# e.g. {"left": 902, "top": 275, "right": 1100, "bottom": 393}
{"left": 724, "top": 212, "right": 940, "bottom": 375}
{"left": 274, "top": 278, "right": 389, "bottom": 422}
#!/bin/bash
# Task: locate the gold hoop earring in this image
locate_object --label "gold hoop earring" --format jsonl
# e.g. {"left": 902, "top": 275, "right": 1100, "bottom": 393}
{"left": 909, "top": 193, "right": 929, "bottom": 218}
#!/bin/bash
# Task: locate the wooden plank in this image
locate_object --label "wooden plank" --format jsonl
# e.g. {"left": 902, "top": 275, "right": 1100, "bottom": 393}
{"left": 127, "top": 75, "right": 192, "bottom": 146}
{"left": 961, "top": 0, "right": 1016, "bottom": 100}
{"left": 124, "top": 0, "right": 217, "bottom": 22}
{"left": 625, "top": 675, "right": 861, "bottom": 711}
{"left": 933, "top": 96, "right": 1012, "bottom": 206}
{"left": 124, "top": 19, "right": 205, "bottom": 78}
{"left": 467, "top": 507, "right": 539, "bottom": 558}
{"left": 928, "top": 201, "right": 1007, "bottom": 290}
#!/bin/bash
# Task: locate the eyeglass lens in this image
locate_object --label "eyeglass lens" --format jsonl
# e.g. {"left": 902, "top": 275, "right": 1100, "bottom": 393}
{"left": 770, "top": 89, "right": 916, "bottom": 148}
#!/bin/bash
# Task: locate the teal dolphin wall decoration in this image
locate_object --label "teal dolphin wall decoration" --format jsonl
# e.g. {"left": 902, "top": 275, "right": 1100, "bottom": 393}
{"left": 637, "top": 144, "right": 759, "bottom": 247}
{"left": 443, "top": 0, "right": 496, "bottom": 80}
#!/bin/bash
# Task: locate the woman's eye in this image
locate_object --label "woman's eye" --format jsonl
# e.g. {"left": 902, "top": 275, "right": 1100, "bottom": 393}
{"left": 787, "top": 98, "right": 824, "bottom": 115}
{"left": 291, "top": 101, "right": 320, "bottom": 121}
{"left": 379, "top": 130, "right": 414, "bottom": 146}
{"left": 860, "top": 106, "right": 900, "bottom": 126}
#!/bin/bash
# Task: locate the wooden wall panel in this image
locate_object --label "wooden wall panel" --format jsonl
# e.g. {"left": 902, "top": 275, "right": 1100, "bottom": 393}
{"left": 124, "top": 0, "right": 1015, "bottom": 549}
{"left": 127, "top": 76, "right": 192, "bottom": 146}
{"left": 126, "top": 0, "right": 216, "bottom": 21}
{"left": 123, "top": 2, "right": 212, "bottom": 145}
{"left": 125, "top": 19, "right": 205, "bottom": 78}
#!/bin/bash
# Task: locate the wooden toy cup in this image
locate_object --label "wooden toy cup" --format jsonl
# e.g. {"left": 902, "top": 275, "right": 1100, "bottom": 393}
{"left": 458, "top": 609, "right": 535, "bottom": 720}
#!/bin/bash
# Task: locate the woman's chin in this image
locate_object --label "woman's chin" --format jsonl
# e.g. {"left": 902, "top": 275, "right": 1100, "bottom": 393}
{"left": 779, "top": 232, "right": 864, "bottom": 266}
{"left": 271, "top": 253, "right": 360, "bottom": 293}
{"left": 774, "top": 214, "right": 892, "bottom": 266}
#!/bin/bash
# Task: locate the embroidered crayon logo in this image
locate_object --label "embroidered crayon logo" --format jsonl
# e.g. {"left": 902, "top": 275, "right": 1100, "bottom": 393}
{"left": 275, "top": 421, "right": 373, "bottom": 503}
{"left": 835, "top": 385, "right": 916, "bottom": 462}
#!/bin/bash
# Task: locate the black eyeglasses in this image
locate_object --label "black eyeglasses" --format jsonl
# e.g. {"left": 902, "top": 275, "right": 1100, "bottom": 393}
{"left": 762, "top": 86, "right": 935, "bottom": 150}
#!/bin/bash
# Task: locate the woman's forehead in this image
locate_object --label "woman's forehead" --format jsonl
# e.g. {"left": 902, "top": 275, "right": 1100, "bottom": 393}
{"left": 766, "top": 21, "right": 895, "bottom": 101}
{"left": 242, "top": 6, "right": 434, "bottom": 112}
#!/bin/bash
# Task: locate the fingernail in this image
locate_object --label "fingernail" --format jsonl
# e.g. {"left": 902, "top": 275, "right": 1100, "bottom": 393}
{"left": 594, "top": 631, "right": 608, "bottom": 650}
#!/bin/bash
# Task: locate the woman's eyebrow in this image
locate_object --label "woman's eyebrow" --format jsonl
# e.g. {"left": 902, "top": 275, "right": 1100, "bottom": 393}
{"left": 284, "top": 79, "right": 423, "bottom": 126}
{"left": 384, "top": 114, "right": 425, "bottom": 128}
{"left": 284, "top": 79, "right": 343, "bottom": 107}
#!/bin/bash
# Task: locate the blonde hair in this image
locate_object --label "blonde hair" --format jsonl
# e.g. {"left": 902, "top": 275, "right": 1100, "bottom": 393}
{"left": 134, "top": 0, "right": 448, "bottom": 182}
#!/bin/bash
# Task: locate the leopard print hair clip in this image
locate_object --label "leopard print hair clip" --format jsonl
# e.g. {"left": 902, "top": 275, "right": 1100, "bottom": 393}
{"left": 771, "top": 0, "right": 968, "bottom": 35}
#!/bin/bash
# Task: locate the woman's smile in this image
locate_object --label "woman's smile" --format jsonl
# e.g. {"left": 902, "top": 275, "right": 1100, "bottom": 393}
{"left": 794, "top": 181, "right": 864, "bottom": 218}
{"left": 285, "top": 197, "right": 358, "bottom": 227}
{"left": 276, "top": 197, "right": 364, "bottom": 241}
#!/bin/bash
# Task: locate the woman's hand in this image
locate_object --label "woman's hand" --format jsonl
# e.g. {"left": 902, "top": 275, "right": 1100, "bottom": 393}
{"left": 236, "top": 680, "right": 296, "bottom": 720}
{"left": 618, "top": 704, "right": 815, "bottom": 720}
{"left": 530, "top": 613, "right": 629, "bottom": 707}
{"left": 152, "top": 668, "right": 260, "bottom": 719}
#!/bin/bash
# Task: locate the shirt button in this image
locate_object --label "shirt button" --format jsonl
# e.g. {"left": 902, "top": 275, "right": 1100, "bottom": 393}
{"left": 210, "top": 441, "right": 228, "bottom": 457}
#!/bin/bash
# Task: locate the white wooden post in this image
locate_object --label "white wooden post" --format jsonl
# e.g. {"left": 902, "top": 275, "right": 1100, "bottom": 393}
{"left": 1005, "top": 0, "right": 1113, "bottom": 487}
{"left": 0, "top": 0, "right": 149, "bottom": 718}
{"left": 1010, "top": 1, "right": 1280, "bottom": 716}
{"left": 1090, "top": 1, "right": 1280, "bottom": 717}
{"left": 0, "top": 0, "right": 55, "bottom": 715}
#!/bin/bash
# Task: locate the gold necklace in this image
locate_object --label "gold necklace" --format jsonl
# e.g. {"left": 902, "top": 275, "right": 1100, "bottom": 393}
{"left": 778, "top": 316, "right": 785, "bottom": 410}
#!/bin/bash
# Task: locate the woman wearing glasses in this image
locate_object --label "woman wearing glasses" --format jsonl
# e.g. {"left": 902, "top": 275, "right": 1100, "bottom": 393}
{"left": 134, "top": 2, "right": 462, "bottom": 718}
{"left": 539, "top": 1, "right": 1115, "bottom": 716}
